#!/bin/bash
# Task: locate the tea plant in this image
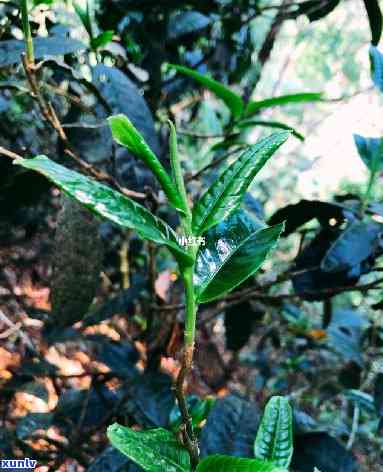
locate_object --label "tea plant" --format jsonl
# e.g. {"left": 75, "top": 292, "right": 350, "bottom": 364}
{"left": 106, "top": 395, "right": 293, "bottom": 471}
{"left": 15, "top": 113, "right": 288, "bottom": 468}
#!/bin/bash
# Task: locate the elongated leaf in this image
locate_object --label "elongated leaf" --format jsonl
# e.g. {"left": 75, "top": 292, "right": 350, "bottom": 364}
{"left": 168, "top": 64, "right": 244, "bottom": 119}
{"left": 238, "top": 119, "right": 304, "bottom": 141}
{"left": 196, "top": 455, "right": 288, "bottom": 472}
{"left": 91, "top": 31, "right": 115, "bottom": 49}
{"left": 354, "top": 134, "right": 383, "bottom": 171}
{"left": 245, "top": 93, "right": 322, "bottom": 118}
{"left": 194, "top": 211, "right": 284, "bottom": 303}
{"left": 254, "top": 396, "right": 293, "bottom": 467}
{"left": 107, "top": 424, "right": 190, "bottom": 472}
{"left": 370, "top": 45, "right": 383, "bottom": 92}
{"left": 192, "top": 132, "right": 289, "bottom": 236}
{"left": 14, "top": 156, "right": 192, "bottom": 266}
{"left": 363, "top": 0, "right": 383, "bottom": 46}
{"left": 108, "top": 114, "right": 186, "bottom": 213}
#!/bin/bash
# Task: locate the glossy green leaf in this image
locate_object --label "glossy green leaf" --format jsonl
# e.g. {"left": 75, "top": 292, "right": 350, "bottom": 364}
{"left": 74, "top": 1, "right": 93, "bottom": 38}
{"left": 363, "top": 0, "right": 382, "bottom": 46}
{"left": 192, "top": 132, "right": 289, "bottom": 236}
{"left": 14, "top": 156, "right": 192, "bottom": 266}
{"left": 107, "top": 424, "right": 190, "bottom": 472}
{"left": 194, "top": 211, "right": 284, "bottom": 303}
{"left": 238, "top": 120, "right": 304, "bottom": 141}
{"left": 108, "top": 114, "right": 185, "bottom": 213}
{"left": 354, "top": 134, "right": 383, "bottom": 172}
{"left": 254, "top": 396, "right": 293, "bottom": 467}
{"left": 370, "top": 46, "right": 383, "bottom": 92}
{"left": 245, "top": 93, "right": 322, "bottom": 117}
{"left": 196, "top": 455, "right": 288, "bottom": 472}
{"left": 168, "top": 64, "right": 244, "bottom": 119}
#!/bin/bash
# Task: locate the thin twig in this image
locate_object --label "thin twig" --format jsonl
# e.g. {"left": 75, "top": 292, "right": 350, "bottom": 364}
{"left": 20, "top": 54, "right": 146, "bottom": 200}
{"left": 347, "top": 404, "right": 360, "bottom": 450}
{"left": 185, "top": 147, "right": 244, "bottom": 182}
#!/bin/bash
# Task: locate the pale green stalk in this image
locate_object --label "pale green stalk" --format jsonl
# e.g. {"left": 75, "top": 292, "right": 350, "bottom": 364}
{"left": 20, "top": 0, "right": 34, "bottom": 64}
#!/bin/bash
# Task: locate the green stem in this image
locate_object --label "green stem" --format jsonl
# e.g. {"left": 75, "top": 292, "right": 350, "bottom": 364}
{"left": 20, "top": 0, "right": 34, "bottom": 65}
{"left": 362, "top": 169, "right": 377, "bottom": 213}
{"left": 183, "top": 265, "right": 197, "bottom": 348}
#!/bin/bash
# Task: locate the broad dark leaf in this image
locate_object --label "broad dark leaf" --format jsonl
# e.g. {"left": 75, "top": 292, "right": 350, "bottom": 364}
{"left": 108, "top": 114, "right": 185, "bottom": 212}
{"left": 168, "top": 64, "right": 244, "bottom": 119}
{"left": 88, "top": 447, "right": 141, "bottom": 472}
{"left": 122, "top": 372, "right": 175, "bottom": 428}
{"left": 291, "top": 432, "right": 359, "bottom": 472}
{"left": 17, "top": 381, "right": 49, "bottom": 403}
{"left": 363, "top": 0, "right": 383, "bottom": 45}
{"left": 225, "top": 301, "right": 264, "bottom": 351}
{"left": 82, "top": 283, "right": 146, "bottom": 326}
{"left": 321, "top": 220, "right": 383, "bottom": 273}
{"left": 168, "top": 11, "right": 211, "bottom": 39}
{"left": 192, "top": 132, "right": 289, "bottom": 235}
{"left": 86, "top": 335, "right": 140, "bottom": 379}
{"left": 269, "top": 199, "right": 348, "bottom": 236}
{"left": 196, "top": 455, "right": 287, "bottom": 472}
{"left": 292, "top": 228, "right": 373, "bottom": 301}
{"left": 254, "top": 397, "right": 293, "bottom": 467}
{"left": 107, "top": 425, "right": 190, "bottom": 472}
{"left": 199, "top": 395, "right": 260, "bottom": 458}
{"left": 327, "top": 309, "right": 369, "bottom": 367}
{"left": 16, "top": 412, "right": 54, "bottom": 440}
{"left": 0, "top": 37, "right": 86, "bottom": 67}
{"left": 15, "top": 156, "right": 192, "bottom": 266}
{"left": 353, "top": 134, "right": 383, "bottom": 172}
{"left": 194, "top": 211, "right": 283, "bottom": 303}
{"left": 245, "top": 94, "right": 322, "bottom": 118}
{"left": 369, "top": 46, "right": 383, "bottom": 93}
{"left": 297, "top": 0, "right": 341, "bottom": 21}
{"left": 93, "top": 65, "right": 160, "bottom": 156}
{"left": 19, "top": 359, "right": 58, "bottom": 376}
{"left": 55, "top": 386, "right": 119, "bottom": 432}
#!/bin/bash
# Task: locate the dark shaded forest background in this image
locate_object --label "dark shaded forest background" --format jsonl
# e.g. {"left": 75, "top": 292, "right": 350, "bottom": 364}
{"left": 1, "top": 0, "right": 383, "bottom": 471}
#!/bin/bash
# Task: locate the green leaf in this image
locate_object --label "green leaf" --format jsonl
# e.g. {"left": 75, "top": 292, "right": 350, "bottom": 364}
{"left": 91, "top": 30, "right": 114, "bottom": 49}
{"left": 107, "top": 424, "right": 190, "bottom": 472}
{"left": 168, "top": 64, "right": 244, "bottom": 119}
{"left": 238, "top": 120, "right": 304, "bottom": 141}
{"left": 353, "top": 134, "right": 383, "bottom": 172}
{"left": 196, "top": 455, "right": 288, "bottom": 472}
{"left": 192, "top": 132, "right": 289, "bottom": 236}
{"left": 254, "top": 396, "right": 293, "bottom": 468}
{"left": 363, "top": 0, "right": 382, "bottom": 46}
{"left": 74, "top": 1, "right": 93, "bottom": 38}
{"left": 369, "top": 45, "right": 383, "bottom": 93}
{"left": 194, "top": 211, "right": 284, "bottom": 303}
{"left": 344, "top": 389, "right": 376, "bottom": 413}
{"left": 108, "top": 114, "right": 186, "bottom": 213}
{"left": 14, "top": 156, "right": 192, "bottom": 266}
{"left": 245, "top": 93, "right": 322, "bottom": 117}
